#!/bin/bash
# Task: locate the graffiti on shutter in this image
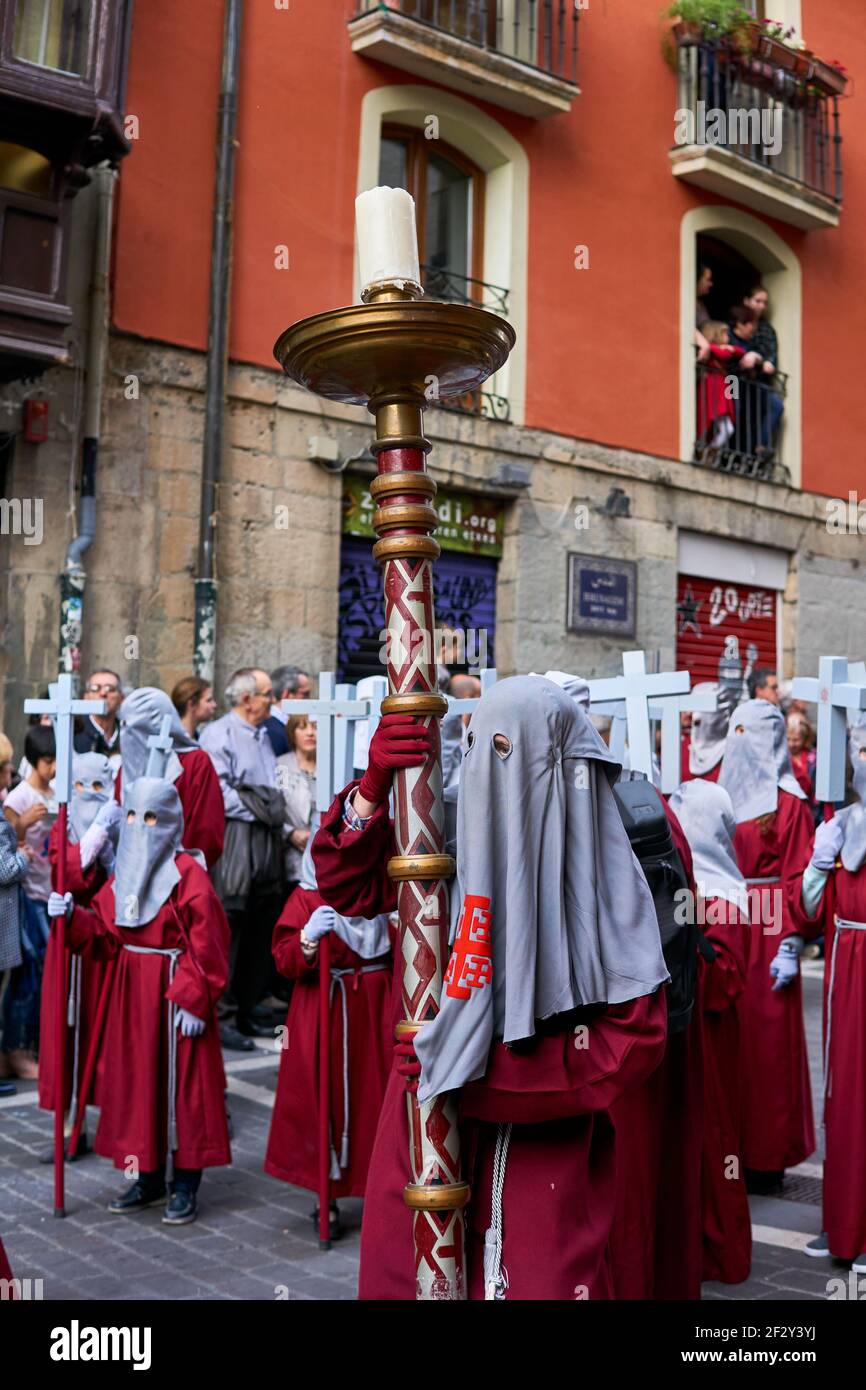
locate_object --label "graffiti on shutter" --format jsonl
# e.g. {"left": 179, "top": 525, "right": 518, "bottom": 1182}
{"left": 676, "top": 572, "right": 778, "bottom": 701}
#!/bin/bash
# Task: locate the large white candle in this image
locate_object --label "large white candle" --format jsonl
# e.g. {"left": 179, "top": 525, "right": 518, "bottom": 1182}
{"left": 355, "top": 186, "right": 421, "bottom": 295}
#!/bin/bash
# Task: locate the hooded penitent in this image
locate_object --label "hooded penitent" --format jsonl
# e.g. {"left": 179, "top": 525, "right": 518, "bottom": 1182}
{"left": 668, "top": 779, "right": 750, "bottom": 917}
{"left": 834, "top": 717, "right": 866, "bottom": 872}
{"left": 119, "top": 687, "right": 197, "bottom": 786}
{"left": 299, "top": 833, "right": 391, "bottom": 959}
{"left": 717, "top": 698, "right": 805, "bottom": 823}
{"left": 69, "top": 753, "right": 116, "bottom": 844}
{"left": 114, "top": 778, "right": 184, "bottom": 928}
{"left": 415, "top": 676, "right": 669, "bottom": 1103}
{"left": 688, "top": 682, "right": 729, "bottom": 776}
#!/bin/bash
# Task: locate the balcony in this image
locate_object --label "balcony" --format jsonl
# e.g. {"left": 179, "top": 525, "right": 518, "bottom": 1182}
{"left": 669, "top": 29, "right": 845, "bottom": 231}
{"left": 348, "top": 1, "right": 579, "bottom": 119}
{"left": 694, "top": 360, "right": 789, "bottom": 485}
{"left": 421, "top": 262, "right": 512, "bottom": 421}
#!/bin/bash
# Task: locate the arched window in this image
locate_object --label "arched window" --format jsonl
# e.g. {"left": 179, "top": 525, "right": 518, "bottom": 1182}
{"left": 681, "top": 206, "right": 802, "bottom": 487}
{"left": 379, "top": 126, "right": 485, "bottom": 301}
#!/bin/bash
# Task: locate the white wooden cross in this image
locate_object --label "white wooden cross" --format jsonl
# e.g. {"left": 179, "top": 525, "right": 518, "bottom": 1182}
{"left": 145, "top": 714, "right": 174, "bottom": 779}
{"left": 649, "top": 689, "right": 719, "bottom": 794}
{"left": 792, "top": 655, "right": 866, "bottom": 803}
{"left": 286, "top": 673, "right": 370, "bottom": 812}
{"left": 444, "top": 666, "right": 499, "bottom": 717}
{"left": 24, "top": 675, "right": 106, "bottom": 804}
{"left": 587, "top": 651, "right": 690, "bottom": 780}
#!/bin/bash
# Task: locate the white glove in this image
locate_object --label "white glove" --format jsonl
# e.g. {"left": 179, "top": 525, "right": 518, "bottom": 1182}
{"left": 176, "top": 1008, "right": 206, "bottom": 1038}
{"left": 811, "top": 817, "right": 844, "bottom": 871}
{"left": 304, "top": 905, "right": 336, "bottom": 943}
{"left": 95, "top": 800, "right": 122, "bottom": 829}
{"left": 770, "top": 937, "right": 803, "bottom": 991}
{"left": 47, "top": 891, "right": 73, "bottom": 920}
{"left": 78, "top": 821, "right": 109, "bottom": 870}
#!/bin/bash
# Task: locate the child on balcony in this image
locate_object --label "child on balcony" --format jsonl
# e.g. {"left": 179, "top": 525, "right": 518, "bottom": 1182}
{"left": 696, "top": 321, "right": 751, "bottom": 462}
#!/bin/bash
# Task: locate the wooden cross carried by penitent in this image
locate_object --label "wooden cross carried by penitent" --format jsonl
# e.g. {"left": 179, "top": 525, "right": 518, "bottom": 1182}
{"left": 286, "top": 673, "right": 371, "bottom": 813}
{"left": 648, "top": 688, "right": 719, "bottom": 794}
{"left": 145, "top": 714, "right": 174, "bottom": 779}
{"left": 791, "top": 655, "right": 866, "bottom": 803}
{"left": 24, "top": 675, "right": 106, "bottom": 1218}
{"left": 588, "top": 650, "right": 691, "bottom": 781}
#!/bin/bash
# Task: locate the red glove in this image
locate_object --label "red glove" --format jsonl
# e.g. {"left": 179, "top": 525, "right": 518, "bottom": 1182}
{"left": 395, "top": 1040, "right": 421, "bottom": 1094}
{"left": 357, "top": 715, "right": 433, "bottom": 806}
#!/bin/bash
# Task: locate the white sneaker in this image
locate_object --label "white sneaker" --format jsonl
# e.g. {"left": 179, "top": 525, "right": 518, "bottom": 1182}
{"left": 804, "top": 1232, "right": 831, "bottom": 1258}
{"left": 852, "top": 1252, "right": 866, "bottom": 1274}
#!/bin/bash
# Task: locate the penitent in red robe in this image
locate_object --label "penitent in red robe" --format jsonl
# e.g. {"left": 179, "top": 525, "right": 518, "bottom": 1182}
{"left": 264, "top": 885, "right": 392, "bottom": 1199}
{"left": 116, "top": 749, "right": 225, "bottom": 869}
{"left": 788, "top": 859, "right": 866, "bottom": 1260}
{"left": 312, "top": 786, "right": 667, "bottom": 1300}
{"left": 66, "top": 856, "right": 231, "bottom": 1173}
{"left": 609, "top": 798, "right": 705, "bottom": 1301}
{"left": 733, "top": 791, "right": 816, "bottom": 1173}
{"left": 41, "top": 827, "right": 110, "bottom": 1114}
{"left": 700, "top": 896, "right": 752, "bottom": 1285}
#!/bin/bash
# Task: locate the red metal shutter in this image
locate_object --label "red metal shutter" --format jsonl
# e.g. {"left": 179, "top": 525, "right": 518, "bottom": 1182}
{"left": 676, "top": 572, "right": 778, "bottom": 692}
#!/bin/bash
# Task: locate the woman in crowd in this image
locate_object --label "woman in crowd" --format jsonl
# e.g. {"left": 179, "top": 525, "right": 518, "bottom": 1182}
{"left": 171, "top": 676, "right": 218, "bottom": 742}
{"left": 277, "top": 715, "right": 317, "bottom": 895}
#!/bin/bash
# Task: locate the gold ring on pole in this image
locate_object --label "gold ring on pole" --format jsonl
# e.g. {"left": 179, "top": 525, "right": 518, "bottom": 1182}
{"left": 387, "top": 853, "right": 455, "bottom": 881}
{"left": 371, "top": 473, "right": 437, "bottom": 501}
{"left": 403, "top": 1183, "right": 471, "bottom": 1212}
{"left": 372, "top": 535, "right": 440, "bottom": 563}
{"left": 380, "top": 693, "right": 447, "bottom": 717}
{"left": 373, "top": 503, "right": 439, "bottom": 533}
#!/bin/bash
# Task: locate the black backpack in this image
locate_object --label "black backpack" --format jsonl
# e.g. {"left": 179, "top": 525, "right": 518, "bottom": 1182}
{"left": 613, "top": 772, "right": 713, "bottom": 1034}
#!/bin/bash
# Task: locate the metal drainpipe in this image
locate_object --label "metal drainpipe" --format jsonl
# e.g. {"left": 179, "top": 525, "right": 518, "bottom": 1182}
{"left": 60, "top": 163, "right": 117, "bottom": 689}
{"left": 193, "top": 0, "right": 244, "bottom": 682}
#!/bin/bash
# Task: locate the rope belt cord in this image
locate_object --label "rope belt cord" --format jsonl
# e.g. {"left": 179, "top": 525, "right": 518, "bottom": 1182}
{"left": 66, "top": 955, "right": 83, "bottom": 1130}
{"left": 483, "top": 1121, "right": 513, "bottom": 1302}
{"left": 823, "top": 916, "right": 866, "bottom": 1109}
{"left": 745, "top": 876, "right": 782, "bottom": 885}
{"left": 122, "top": 944, "right": 184, "bottom": 1184}
{"left": 327, "top": 964, "right": 388, "bottom": 1177}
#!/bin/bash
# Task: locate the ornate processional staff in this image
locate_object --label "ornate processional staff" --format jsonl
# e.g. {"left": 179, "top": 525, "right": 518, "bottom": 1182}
{"left": 275, "top": 187, "right": 513, "bottom": 1300}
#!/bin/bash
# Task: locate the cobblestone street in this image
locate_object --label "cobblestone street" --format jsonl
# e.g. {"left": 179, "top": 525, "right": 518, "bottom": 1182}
{"left": 0, "top": 963, "right": 847, "bottom": 1302}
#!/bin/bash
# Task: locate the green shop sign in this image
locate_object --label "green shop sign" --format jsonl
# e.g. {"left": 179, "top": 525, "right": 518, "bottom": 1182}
{"left": 342, "top": 474, "right": 504, "bottom": 558}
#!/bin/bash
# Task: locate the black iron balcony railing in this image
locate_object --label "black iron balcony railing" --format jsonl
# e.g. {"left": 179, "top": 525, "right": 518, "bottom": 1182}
{"left": 694, "top": 360, "right": 789, "bottom": 485}
{"left": 354, "top": 1, "right": 578, "bottom": 84}
{"left": 675, "top": 34, "right": 843, "bottom": 205}
{"left": 421, "top": 262, "right": 509, "bottom": 315}
{"left": 420, "top": 262, "right": 511, "bottom": 421}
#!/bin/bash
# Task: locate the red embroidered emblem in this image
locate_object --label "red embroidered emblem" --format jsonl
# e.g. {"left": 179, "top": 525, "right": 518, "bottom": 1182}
{"left": 444, "top": 894, "right": 493, "bottom": 1000}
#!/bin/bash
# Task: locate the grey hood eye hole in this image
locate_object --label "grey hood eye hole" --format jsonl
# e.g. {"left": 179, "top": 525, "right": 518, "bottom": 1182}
{"left": 466, "top": 730, "right": 475, "bottom": 750}
{"left": 492, "top": 733, "right": 512, "bottom": 760}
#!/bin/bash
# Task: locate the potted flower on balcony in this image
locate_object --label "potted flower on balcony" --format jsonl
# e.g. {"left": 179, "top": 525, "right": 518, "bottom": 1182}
{"left": 754, "top": 19, "right": 806, "bottom": 75}
{"left": 665, "top": 0, "right": 753, "bottom": 53}
{"left": 810, "top": 56, "right": 849, "bottom": 97}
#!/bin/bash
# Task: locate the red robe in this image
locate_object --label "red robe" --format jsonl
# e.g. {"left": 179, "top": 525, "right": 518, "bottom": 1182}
{"left": 788, "top": 859, "right": 866, "bottom": 1259}
{"left": 66, "top": 856, "right": 231, "bottom": 1173}
{"left": 609, "top": 798, "right": 705, "bottom": 1301}
{"left": 733, "top": 791, "right": 816, "bottom": 1172}
{"left": 0, "top": 1236, "right": 13, "bottom": 1288}
{"left": 115, "top": 749, "right": 225, "bottom": 869}
{"left": 312, "top": 786, "right": 667, "bottom": 1300}
{"left": 264, "top": 885, "right": 392, "bottom": 1199}
{"left": 700, "top": 897, "right": 752, "bottom": 1284}
{"left": 41, "top": 828, "right": 109, "bottom": 1113}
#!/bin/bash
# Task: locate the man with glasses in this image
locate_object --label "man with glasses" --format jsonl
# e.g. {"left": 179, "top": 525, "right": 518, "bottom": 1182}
{"left": 74, "top": 669, "right": 124, "bottom": 765}
{"left": 200, "top": 669, "right": 286, "bottom": 1050}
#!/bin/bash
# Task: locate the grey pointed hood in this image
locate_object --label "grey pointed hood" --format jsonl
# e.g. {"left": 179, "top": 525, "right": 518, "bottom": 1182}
{"left": 119, "top": 687, "right": 197, "bottom": 786}
{"left": 668, "top": 779, "right": 749, "bottom": 916}
{"left": 718, "top": 698, "right": 805, "bottom": 822}
{"left": 688, "top": 682, "right": 728, "bottom": 776}
{"left": 113, "top": 777, "right": 183, "bottom": 927}
{"left": 415, "top": 676, "right": 669, "bottom": 1103}
{"left": 69, "top": 753, "right": 116, "bottom": 844}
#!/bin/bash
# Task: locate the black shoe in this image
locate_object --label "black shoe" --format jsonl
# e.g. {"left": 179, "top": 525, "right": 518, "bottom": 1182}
{"left": 248, "top": 1003, "right": 278, "bottom": 1024}
{"left": 745, "top": 1168, "right": 785, "bottom": 1195}
{"left": 0, "top": 1081, "right": 16, "bottom": 1097}
{"left": 311, "top": 1201, "right": 343, "bottom": 1242}
{"left": 108, "top": 1179, "right": 167, "bottom": 1214}
{"left": 38, "top": 1132, "right": 92, "bottom": 1164}
{"left": 163, "top": 1188, "right": 197, "bottom": 1226}
{"left": 236, "top": 1017, "right": 274, "bottom": 1039}
{"left": 219, "top": 1023, "right": 256, "bottom": 1052}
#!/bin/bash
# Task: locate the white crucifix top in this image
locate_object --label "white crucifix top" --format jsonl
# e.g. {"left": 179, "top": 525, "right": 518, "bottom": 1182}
{"left": 648, "top": 689, "right": 719, "bottom": 794}
{"left": 24, "top": 675, "right": 106, "bottom": 805}
{"left": 145, "top": 713, "right": 175, "bottom": 779}
{"left": 791, "top": 656, "right": 866, "bottom": 803}
{"left": 587, "top": 651, "right": 690, "bottom": 780}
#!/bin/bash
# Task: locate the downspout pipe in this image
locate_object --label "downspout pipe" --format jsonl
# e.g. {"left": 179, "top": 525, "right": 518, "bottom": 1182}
{"left": 194, "top": 0, "right": 244, "bottom": 682}
{"left": 60, "top": 162, "right": 117, "bottom": 685}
